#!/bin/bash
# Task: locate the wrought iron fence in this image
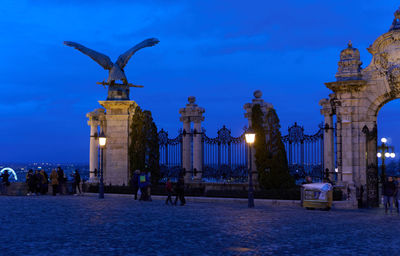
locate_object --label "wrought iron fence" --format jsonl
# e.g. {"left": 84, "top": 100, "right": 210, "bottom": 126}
{"left": 159, "top": 122, "right": 324, "bottom": 183}
{"left": 281, "top": 122, "right": 324, "bottom": 181}
{"left": 158, "top": 129, "right": 182, "bottom": 181}
{"left": 202, "top": 126, "right": 247, "bottom": 183}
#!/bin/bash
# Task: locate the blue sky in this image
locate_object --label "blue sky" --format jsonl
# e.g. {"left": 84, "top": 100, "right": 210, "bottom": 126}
{"left": 1, "top": 0, "right": 400, "bottom": 163}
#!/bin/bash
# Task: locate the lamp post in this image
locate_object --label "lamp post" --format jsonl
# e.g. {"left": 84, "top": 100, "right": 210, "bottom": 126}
{"left": 98, "top": 131, "right": 107, "bottom": 199}
{"left": 245, "top": 128, "right": 256, "bottom": 208}
{"left": 377, "top": 137, "right": 395, "bottom": 182}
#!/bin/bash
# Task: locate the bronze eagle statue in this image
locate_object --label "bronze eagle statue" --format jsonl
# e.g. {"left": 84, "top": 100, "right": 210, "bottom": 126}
{"left": 64, "top": 38, "right": 159, "bottom": 87}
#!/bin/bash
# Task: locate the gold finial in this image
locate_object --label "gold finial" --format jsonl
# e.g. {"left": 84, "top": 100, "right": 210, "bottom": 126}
{"left": 348, "top": 40, "right": 352, "bottom": 48}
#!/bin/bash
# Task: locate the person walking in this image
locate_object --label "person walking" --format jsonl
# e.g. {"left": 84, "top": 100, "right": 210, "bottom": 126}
{"left": 165, "top": 178, "right": 173, "bottom": 205}
{"left": 0, "top": 170, "right": 10, "bottom": 195}
{"left": 50, "top": 169, "right": 59, "bottom": 196}
{"left": 26, "top": 169, "right": 35, "bottom": 196}
{"left": 130, "top": 170, "right": 140, "bottom": 200}
{"left": 138, "top": 170, "right": 149, "bottom": 201}
{"left": 395, "top": 176, "right": 400, "bottom": 214}
{"left": 72, "top": 170, "right": 82, "bottom": 195}
{"left": 382, "top": 176, "right": 396, "bottom": 214}
{"left": 57, "top": 167, "right": 65, "bottom": 195}
{"left": 174, "top": 176, "right": 186, "bottom": 206}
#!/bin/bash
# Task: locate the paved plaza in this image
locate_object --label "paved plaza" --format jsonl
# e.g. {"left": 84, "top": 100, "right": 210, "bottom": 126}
{"left": 0, "top": 195, "right": 399, "bottom": 256}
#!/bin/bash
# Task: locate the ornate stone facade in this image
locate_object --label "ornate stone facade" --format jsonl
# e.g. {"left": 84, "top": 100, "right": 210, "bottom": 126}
{"left": 321, "top": 7, "right": 400, "bottom": 207}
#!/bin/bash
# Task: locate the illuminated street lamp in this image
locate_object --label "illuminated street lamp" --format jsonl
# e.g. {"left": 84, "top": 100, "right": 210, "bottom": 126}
{"left": 245, "top": 128, "right": 255, "bottom": 208}
{"left": 377, "top": 137, "right": 395, "bottom": 182}
{"left": 98, "top": 131, "right": 107, "bottom": 199}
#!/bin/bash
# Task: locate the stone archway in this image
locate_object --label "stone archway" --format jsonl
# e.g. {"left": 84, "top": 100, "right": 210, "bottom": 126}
{"left": 320, "top": 7, "right": 400, "bottom": 207}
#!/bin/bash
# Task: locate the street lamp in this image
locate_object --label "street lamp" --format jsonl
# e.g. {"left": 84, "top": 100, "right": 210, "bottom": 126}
{"left": 377, "top": 137, "right": 395, "bottom": 182}
{"left": 245, "top": 128, "right": 255, "bottom": 208}
{"left": 98, "top": 131, "right": 107, "bottom": 199}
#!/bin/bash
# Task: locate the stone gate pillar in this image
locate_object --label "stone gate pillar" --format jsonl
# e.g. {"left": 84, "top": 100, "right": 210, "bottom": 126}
{"left": 99, "top": 100, "right": 137, "bottom": 186}
{"left": 244, "top": 90, "right": 274, "bottom": 184}
{"left": 179, "top": 96, "right": 205, "bottom": 183}
{"left": 319, "top": 99, "right": 335, "bottom": 180}
{"left": 86, "top": 109, "right": 105, "bottom": 182}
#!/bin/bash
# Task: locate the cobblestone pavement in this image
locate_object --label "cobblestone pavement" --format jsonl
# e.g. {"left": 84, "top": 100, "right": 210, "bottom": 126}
{"left": 0, "top": 195, "right": 399, "bottom": 256}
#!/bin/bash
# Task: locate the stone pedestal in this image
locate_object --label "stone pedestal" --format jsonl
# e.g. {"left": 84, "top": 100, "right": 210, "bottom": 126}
{"left": 99, "top": 100, "right": 136, "bottom": 186}
{"left": 179, "top": 96, "right": 205, "bottom": 183}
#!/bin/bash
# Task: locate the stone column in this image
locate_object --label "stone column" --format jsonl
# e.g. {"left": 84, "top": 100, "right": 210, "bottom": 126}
{"left": 243, "top": 90, "right": 274, "bottom": 185}
{"left": 181, "top": 118, "right": 191, "bottom": 181}
{"left": 319, "top": 98, "right": 335, "bottom": 180}
{"left": 86, "top": 109, "right": 105, "bottom": 183}
{"left": 193, "top": 117, "right": 204, "bottom": 181}
{"left": 179, "top": 96, "right": 205, "bottom": 183}
{"left": 99, "top": 100, "right": 136, "bottom": 186}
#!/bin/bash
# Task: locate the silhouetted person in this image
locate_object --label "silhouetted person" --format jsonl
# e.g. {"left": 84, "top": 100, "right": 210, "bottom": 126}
{"left": 130, "top": 170, "right": 139, "bottom": 200}
{"left": 50, "top": 169, "right": 58, "bottom": 196}
{"left": 1, "top": 170, "right": 10, "bottom": 195}
{"left": 174, "top": 176, "right": 185, "bottom": 206}
{"left": 26, "top": 169, "right": 35, "bottom": 196}
{"left": 73, "top": 169, "right": 81, "bottom": 195}
{"left": 165, "top": 178, "right": 173, "bottom": 205}
{"left": 383, "top": 176, "right": 396, "bottom": 214}
{"left": 57, "top": 167, "right": 65, "bottom": 195}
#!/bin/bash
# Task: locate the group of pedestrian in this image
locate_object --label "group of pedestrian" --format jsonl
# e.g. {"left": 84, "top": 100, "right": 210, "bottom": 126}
{"left": 131, "top": 170, "right": 152, "bottom": 201}
{"left": 382, "top": 176, "right": 400, "bottom": 214}
{"left": 165, "top": 176, "right": 186, "bottom": 206}
{"left": 27, "top": 167, "right": 82, "bottom": 196}
{"left": 26, "top": 169, "right": 49, "bottom": 195}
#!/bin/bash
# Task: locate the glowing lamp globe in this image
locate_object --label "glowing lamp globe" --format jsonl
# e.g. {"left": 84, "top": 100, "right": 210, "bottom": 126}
{"left": 385, "top": 152, "right": 390, "bottom": 158}
{"left": 381, "top": 138, "right": 387, "bottom": 143}
{"left": 390, "top": 153, "right": 396, "bottom": 158}
{"left": 245, "top": 129, "right": 256, "bottom": 144}
{"left": 99, "top": 131, "right": 107, "bottom": 147}
{"left": 377, "top": 152, "right": 382, "bottom": 158}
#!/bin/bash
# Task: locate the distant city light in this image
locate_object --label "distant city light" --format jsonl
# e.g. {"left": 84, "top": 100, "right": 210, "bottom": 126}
{"left": 335, "top": 168, "right": 338, "bottom": 173}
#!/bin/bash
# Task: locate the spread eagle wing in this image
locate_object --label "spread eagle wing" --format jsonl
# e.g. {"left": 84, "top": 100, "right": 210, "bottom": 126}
{"left": 64, "top": 41, "right": 113, "bottom": 70}
{"left": 116, "top": 38, "right": 159, "bottom": 69}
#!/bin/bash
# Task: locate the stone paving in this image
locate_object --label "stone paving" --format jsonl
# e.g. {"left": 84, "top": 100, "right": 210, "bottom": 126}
{"left": 0, "top": 195, "right": 399, "bottom": 256}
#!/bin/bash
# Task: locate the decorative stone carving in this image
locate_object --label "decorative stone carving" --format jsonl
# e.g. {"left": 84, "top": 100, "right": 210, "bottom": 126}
{"left": 335, "top": 41, "right": 363, "bottom": 81}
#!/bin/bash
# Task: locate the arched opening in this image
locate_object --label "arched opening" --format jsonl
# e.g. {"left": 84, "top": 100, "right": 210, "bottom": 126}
{"left": 377, "top": 100, "right": 400, "bottom": 179}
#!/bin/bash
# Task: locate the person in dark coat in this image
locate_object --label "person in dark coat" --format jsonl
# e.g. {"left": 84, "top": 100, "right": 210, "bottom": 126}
{"left": 34, "top": 170, "right": 42, "bottom": 195}
{"left": 165, "top": 178, "right": 173, "bottom": 205}
{"left": 57, "top": 167, "right": 65, "bottom": 195}
{"left": 138, "top": 170, "right": 149, "bottom": 201}
{"left": 26, "top": 169, "right": 35, "bottom": 196}
{"left": 50, "top": 169, "right": 58, "bottom": 196}
{"left": 174, "top": 176, "right": 186, "bottom": 206}
{"left": 130, "top": 170, "right": 140, "bottom": 200}
{"left": 72, "top": 169, "right": 81, "bottom": 195}
{"left": 383, "top": 176, "right": 396, "bottom": 214}
{"left": 0, "top": 170, "right": 10, "bottom": 195}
